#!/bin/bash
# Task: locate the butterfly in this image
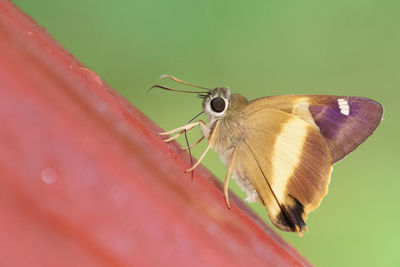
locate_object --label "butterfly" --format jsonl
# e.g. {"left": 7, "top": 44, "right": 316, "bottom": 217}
{"left": 150, "top": 75, "right": 383, "bottom": 236}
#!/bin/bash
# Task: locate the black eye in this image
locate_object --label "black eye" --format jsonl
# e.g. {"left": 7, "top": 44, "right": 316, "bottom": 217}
{"left": 210, "top": 97, "right": 226, "bottom": 113}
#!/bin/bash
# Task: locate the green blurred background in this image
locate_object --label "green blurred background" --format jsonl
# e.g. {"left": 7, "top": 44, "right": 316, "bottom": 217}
{"left": 13, "top": 0, "right": 399, "bottom": 266}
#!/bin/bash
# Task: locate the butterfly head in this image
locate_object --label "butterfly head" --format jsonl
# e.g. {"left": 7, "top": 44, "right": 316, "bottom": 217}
{"left": 148, "top": 75, "right": 247, "bottom": 121}
{"left": 200, "top": 87, "right": 231, "bottom": 119}
{"left": 199, "top": 87, "right": 249, "bottom": 122}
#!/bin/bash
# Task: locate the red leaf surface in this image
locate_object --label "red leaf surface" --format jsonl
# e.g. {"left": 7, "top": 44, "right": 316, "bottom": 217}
{"left": 0, "top": 1, "right": 310, "bottom": 266}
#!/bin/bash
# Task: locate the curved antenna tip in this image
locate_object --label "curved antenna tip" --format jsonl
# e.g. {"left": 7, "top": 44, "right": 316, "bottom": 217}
{"left": 146, "top": 84, "right": 205, "bottom": 94}
{"left": 156, "top": 74, "right": 210, "bottom": 90}
{"left": 159, "top": 74, "right": 171, "bottom": 80}
{"left": 146, "top": 85, "right": 157, "bottom": 93}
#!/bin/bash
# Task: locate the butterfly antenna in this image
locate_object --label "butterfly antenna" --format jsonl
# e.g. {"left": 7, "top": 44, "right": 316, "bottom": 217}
{"left": 147, "top": 85, "right": 206, "bottom": 94}
{"left": 160, "top": 74, "right": 210, "bottom": 91}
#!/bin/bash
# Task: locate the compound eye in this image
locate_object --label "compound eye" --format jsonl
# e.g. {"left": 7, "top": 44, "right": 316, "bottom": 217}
{"left": 210, "top": 97, "right": 226, "bottom": 113}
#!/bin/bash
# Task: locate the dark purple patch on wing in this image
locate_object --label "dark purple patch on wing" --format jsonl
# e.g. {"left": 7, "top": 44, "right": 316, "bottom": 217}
{"left": 309, "top": 97, "right": 383, "bottom": 163}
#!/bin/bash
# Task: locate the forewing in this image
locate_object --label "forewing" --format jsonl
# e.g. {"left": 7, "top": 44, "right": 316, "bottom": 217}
{"left": 248, "top": 95, "right": 383, "bottom": 163}
{"left": 235, "top": 108, "right": 332, "bottom": 233}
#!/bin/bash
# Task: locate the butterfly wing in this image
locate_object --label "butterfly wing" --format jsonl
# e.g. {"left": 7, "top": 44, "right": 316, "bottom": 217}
{"left": 233, "top": 107, "right": 332, "bottom": 233}
{"left": 247, "top": 95, "right": 383, "bottom": 163}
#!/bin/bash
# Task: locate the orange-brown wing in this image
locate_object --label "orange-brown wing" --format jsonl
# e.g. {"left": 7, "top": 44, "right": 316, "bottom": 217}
{"left": 233, "top": 108, "right": 332, "bottom": 233}
{"left": 247, "top": 95, "right": 383, "bottom": 163}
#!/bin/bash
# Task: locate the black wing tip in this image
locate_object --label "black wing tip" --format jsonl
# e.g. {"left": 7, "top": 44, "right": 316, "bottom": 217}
{"left": 271, "top": 196, "right": 308, "bottom": 234}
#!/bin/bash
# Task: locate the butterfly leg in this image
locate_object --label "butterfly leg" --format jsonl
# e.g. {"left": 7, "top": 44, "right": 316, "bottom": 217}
{"left": 185, "top": 143, "right": 211, "bottom": 172}
{"left": 185, "top": 121, "right": 220, "bottom": 172}
{"left": 181, "top": 136, "right": 205, "bottom": 150}
{"left": 224, "top": 149, "right": 237, "bottom": 209}
{"left": 159, "top": 121, "right": 202, "bottom": 142}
